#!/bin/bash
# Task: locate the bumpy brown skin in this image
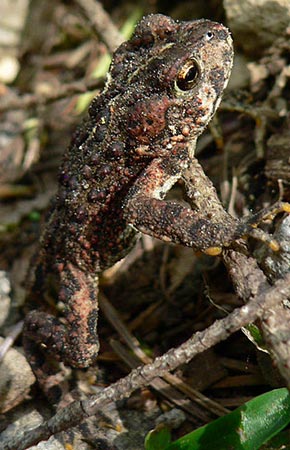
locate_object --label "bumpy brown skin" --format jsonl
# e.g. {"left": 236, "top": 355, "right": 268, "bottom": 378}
{"left": 24, "top": 14, "right": 242, "bottom": 397}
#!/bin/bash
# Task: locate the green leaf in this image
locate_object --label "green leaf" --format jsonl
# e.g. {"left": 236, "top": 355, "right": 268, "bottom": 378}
{"left": 28, "top": 210, "right": 41, "bottom": 222}
{"left": 145, "top": 425, "right": 172, "bottom": 450}
{"left": 242, "top": 323, "right": 269, "bottom": 353}
{"left": 165, "top": 388, "right": 290, "bottom": 450}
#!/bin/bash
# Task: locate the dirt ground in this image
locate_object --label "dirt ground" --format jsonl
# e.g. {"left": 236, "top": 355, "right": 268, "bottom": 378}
{"left": 0, "top": 1, "right": 290, "bottom": 449}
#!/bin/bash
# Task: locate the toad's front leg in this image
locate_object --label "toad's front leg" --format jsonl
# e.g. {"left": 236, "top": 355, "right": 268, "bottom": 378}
{"left": 124, "top": 156, "right": 247, "bottom": 254}
{"left": 23, "top": 263, "right": 99, "bottom": 400}
{"left": 124, "top": 152, "right": 288, "bottom": 254}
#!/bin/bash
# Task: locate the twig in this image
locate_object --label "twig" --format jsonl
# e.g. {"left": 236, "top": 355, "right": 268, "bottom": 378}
{"left": 2, "top": 273, "right": 290, "bottom": 450}
{"left": 99, "top": 292, "right": 145, "bottom": 361}
{"left": 111, "top": 340, "right": 217, "bottom": 422}
{"left": 220, "top": 101, "right": 278, "bottom": 121}
{"left": 261, "top": 300, "right": 290, "bottom": 385}
{"left": 0, "top": 321, "right": 24, "bottom": 361}
{"left": 75, "top": 0, "right": 124, "bottom": 53}
{"left": 184, "top": 158, "right": 290, "bottom": 384}
{"left": 100, "top": 293, "right": 229, "bottom": 417}
{"left": 0, "top": 78, "right": 103, "bottom": 113}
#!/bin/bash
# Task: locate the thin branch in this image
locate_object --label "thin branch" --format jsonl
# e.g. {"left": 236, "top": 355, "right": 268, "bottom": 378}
{"left": 101, "top": 294, "right": 229, "bottom": 417}
{"left": 75, "top": 0, "right": 124, "bottom": 53}
{"left": 0, "top": 321, "right": 24, "bottom": 361}
{"left": 2, "top": 273, "right": 290, "bottom": 450}
{"left": 0, "top": 78, "right": 103, "bottom": 113}
{"left": 112, "top": 340, "right": 217, "bottom": 422}
{"left": 184, "top": 157, "right": 290, "bottom": 384}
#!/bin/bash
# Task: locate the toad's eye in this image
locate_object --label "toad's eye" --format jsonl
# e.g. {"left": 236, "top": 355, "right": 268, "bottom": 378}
{"left": 206, "top": 31, "right": 214, "bottom": 40}
{"left": 175, "top": 59, "right": 200, "bottom": 91}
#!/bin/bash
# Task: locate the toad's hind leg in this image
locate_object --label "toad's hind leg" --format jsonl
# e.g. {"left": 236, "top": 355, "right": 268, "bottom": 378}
{"left": 23, "top": 263, "right": 99, "bottom": 401}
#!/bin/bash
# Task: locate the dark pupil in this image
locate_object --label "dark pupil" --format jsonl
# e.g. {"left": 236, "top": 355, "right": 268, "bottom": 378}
{"left": 177, "top": 63, "right": 199, "bottom": 91}
{"left": 185, "top": 66, "right": 198, "bottom": 83}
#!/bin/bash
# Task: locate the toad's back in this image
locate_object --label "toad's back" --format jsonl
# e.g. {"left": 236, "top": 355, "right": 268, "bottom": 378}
{"left": 46, "top": 14, "right": 233, "bottom": 272}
